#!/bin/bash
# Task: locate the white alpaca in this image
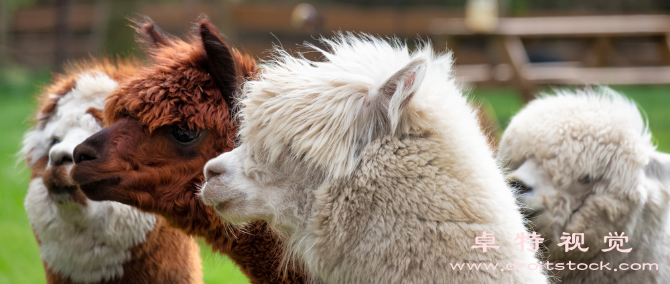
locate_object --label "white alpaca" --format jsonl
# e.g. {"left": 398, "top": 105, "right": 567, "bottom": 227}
{"left": 498, "top": 88, "right": 670, "bottom": 283}
{"left": 200, "top": 35, "right": 548, "bottom": 283}
{"left": 22, "top": 68, "right": 202, "bottom": 284}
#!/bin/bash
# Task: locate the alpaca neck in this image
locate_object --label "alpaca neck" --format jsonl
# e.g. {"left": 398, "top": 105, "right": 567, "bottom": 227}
{"left": 607, "top": 182, "right": 670, "bottom": 263}
{"left": 299, "top": 135, "right": 544, "bottom": 283}
{"left": 551, "top": 179, "right": 670, "bottom": 276}
{"left": 26, "top": 178, "right": 157, "bottom": 283}
{"left": 162, "top": 189, "right": 305, "bottom": 283}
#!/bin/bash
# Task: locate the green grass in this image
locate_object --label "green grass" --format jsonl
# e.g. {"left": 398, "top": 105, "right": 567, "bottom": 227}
{"left": 0, "top": 68, "right": 50, "bottom": 284}
{"left": 0, "top": 69, "right": 669, "bottom": 283}
{"left": 470, "top": 86, "right": 670, "bottom": 153}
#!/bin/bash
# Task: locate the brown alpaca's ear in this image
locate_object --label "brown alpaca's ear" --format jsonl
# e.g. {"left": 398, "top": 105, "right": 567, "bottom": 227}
{"left": 133, "top": 16, "right": 169, "bottom": 48}
{"left": 198, "top": 19, "right": 239, "bottom": 116}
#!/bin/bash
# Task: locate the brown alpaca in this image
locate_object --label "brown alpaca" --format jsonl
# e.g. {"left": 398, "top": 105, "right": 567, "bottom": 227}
{"left": 22, "top": 58, "right": 203, "bottom": 284}
{"left": 71, "top": 19, "right": 306, "bottom": 283}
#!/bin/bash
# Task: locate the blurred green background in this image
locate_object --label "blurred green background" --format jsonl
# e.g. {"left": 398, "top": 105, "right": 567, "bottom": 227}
{"left": 2, "top": 0, "right": 670, "bottom": 283}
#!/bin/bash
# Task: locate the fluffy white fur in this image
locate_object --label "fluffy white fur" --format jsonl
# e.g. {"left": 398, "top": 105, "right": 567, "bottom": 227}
{"left": 498, "top": 88, "right": 670, "bottom": 283}
{"left": 22, "top": 72, "right": 157, "bottom": 283}
{"left": 201, "top": 35, "right": 548, "bottom": 283}
{"left": 25, "top": 178, "right": 156, "bottom": 283}
{"left": 21, "top": 73, "right": 112, "bottom": 167}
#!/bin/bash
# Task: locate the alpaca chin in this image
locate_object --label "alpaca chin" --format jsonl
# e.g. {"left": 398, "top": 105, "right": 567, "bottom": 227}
{"left": 201, "top": 181, "right": 262, "bottom": 225}
{"left": 41, "top": 163, "right": 88, "bottom": 206}
{"left": 77, "top": 177, "right": 122, "bottom": 201}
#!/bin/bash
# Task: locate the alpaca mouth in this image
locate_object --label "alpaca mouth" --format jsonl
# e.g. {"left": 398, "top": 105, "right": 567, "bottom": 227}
{"left": 43, "top": 165, "right": 78, "bottom": 195}
{"left": 47, "top": 185, "right": 89, "bottom": 206}
{"left": 49, "top": 185, "right": 79, "bottom": 195}
{"left": 215, "top": 201, "right": 232, "bottom": 213}
{"left": 78, "top": 177, "right": 122, "bottom": 201}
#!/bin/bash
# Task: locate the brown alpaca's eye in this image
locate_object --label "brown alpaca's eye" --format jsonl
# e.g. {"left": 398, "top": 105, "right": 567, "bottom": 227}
{"left": 172, "top": 127, "right": 199, "bottom": 144}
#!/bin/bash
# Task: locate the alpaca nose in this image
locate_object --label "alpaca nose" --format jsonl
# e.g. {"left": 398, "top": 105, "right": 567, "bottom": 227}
{"left": 204, "top": 163, "right": 225, "bottom": 182}
{"left": 50, "top": 147, "right": 74, "bottom": 167}
{"left": 73, "top": 144, "right": 98, "bottom": 164}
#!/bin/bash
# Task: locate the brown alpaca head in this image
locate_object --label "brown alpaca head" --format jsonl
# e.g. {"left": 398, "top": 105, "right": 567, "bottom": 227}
{"left": 71, "top": 18, "right": 257, "bottom": 228}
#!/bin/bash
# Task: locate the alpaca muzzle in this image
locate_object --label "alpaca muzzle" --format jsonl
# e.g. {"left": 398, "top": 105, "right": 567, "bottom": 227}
{"left": 71, "top": 130, "right": 107, "bottom": 185}
{"left": 43, "top": 163, "right": 88, "bottom": 205}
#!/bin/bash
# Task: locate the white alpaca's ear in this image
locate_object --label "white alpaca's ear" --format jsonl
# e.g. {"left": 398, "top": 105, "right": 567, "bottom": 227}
{"left": 378, "top": 58, "right": 427, "bottom": 131}
{"left": 645, "top": 151, "right": 670, "bottom": 184}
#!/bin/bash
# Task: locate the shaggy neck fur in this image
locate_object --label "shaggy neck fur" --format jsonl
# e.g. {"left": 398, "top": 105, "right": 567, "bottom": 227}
{"left": 237, "top": 35, "right": 548, "bottom": 283}
{"left": 26, "top": 179, "right": 157, "bottom": 283}
{"left": 22, "top": 60, "right": 202, "bottom": 284}
{"left": 498, "top": 89, "right": 670, "bottom": 283}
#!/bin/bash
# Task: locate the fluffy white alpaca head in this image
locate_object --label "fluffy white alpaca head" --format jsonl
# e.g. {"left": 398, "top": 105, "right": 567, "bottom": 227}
{"left": 22, "top": 72, "right": 109, "bottom": 170}
{"left": 498, "top": 88, "right": 669, "bottom": 259}
{"left": 200, "top": 34, "right": 453, "bottom": 229}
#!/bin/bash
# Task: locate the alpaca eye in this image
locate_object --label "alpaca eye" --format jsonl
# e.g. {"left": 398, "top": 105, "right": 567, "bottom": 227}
{"left": 508, "top": 178, "right": 532, "bottom": 195}
{"left": 578, "top": 174, "right": 591, "bottom": 184}
{"left": 50, "top": 138, "right": 60, "bottom": 146}
{"left": 172, "top": 127, "right": 199, "bottom": 144}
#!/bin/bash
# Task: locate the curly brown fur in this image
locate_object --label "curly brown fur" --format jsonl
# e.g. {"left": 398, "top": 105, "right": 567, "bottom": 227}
{"left": 72, "top": 19, "right": 305, "bottom": 283}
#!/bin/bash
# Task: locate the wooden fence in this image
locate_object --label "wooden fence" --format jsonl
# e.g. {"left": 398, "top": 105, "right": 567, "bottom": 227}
{"left": 6, "top": 2, "right": 670, "bottom": 94}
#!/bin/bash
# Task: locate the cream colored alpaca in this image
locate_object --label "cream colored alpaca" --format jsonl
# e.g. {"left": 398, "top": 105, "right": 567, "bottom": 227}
{"left": 200, "top": 35, "right": 548, "bottom": 283}
{"left": 499, "top": 88, "right": 670, "bottom": 283}
{"left": 22, "top": 64, "right": 203, "bottom": 284}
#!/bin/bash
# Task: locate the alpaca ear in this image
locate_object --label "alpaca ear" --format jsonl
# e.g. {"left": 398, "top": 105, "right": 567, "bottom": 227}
{"left": 133, "top": 16, "right": 169, "bottom": 47}
{"left": 199, "top": 19, "right": 239, "bottom": 117}
{"left": 378, "top": 58, "right": 427, "bottom": 129}
{"left": 645, "top": 151, "right": 670, "bottom": 183}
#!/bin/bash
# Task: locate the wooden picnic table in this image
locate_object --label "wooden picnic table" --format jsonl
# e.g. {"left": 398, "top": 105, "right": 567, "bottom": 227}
{"left": 430, "top": 15, "right": 670, "bottom": 101}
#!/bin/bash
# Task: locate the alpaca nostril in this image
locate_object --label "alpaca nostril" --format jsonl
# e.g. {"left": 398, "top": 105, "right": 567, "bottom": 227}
{"left": 206, "top": 170, "right": 223, "bottom": 182}
{"left": 76, "top": 153, "right": 96, "bottom": 163}
{"left": 73, "top": 144, "right": 98, "bottom": 164}
{"left": 53, "top": 154, "right": 74, "bottom": 167}
{"left": 50, "top": 148, "right": 75, "bottom": 167}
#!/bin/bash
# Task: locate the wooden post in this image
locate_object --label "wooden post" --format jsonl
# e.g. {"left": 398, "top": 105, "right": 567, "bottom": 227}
{"left": 217, "top": 0, "right": 237, "bottom": 43}
{"left": 103, "top": 1, "right": 139, "bottom": 56}
{"left": 0, "top": 0, "right": 8, "bottom": 66}
{"left": 584, "top": 37, "right": 612, "bottom": 67}
{"left": 183, "top": 0, "right": 199, "bottom": 34}
{"left": 54, "top": 0, "right": 71, "bottom": 71}
{"left": 88, "top": 0, "right": 111, "bottom": 54}
{"left": 429, "top": 34, "right": 451, "bottom": 54}
{"left": 658, "top": 34, "right": 670, "bottom": 65}
{"left": 496, "top": 35, "right": 535, "bottom": 102}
